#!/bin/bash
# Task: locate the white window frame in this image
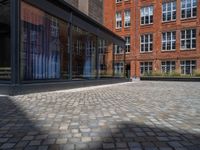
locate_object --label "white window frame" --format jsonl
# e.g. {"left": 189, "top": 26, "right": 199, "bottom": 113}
{"left": 180, "top": 29, "right": 196, "bottom": 50}
{"left": 162, "top": 1, "right": 176, "bottom": 22}
{"left": 114, "top": 62, "right": 124, "bottom": 75}
{"left": 125, "top": 36, "right": 131, "bottom": 53}
{"left": 114, "top": 45, "right": 123, "bottom": 54}
{"left": 140, "top": 6, "right": 153, "bottom": 25}
{"left": 140, "top": 62, "right": 153, "bottom": 75}
{"left": 116, "top": 11, "right": 122, "bottom": 29}
{"left": 161, "top": 61, "right": 176, "bottom": 73}
{"left": 116, "top": 0, "right": 122, "bottom": 4}
{"left": 180, "top": 60, "right": 196, "bottom": 75}
{"left": 181, "top": 0, "right": 197, "bottom": 19}
{"left": 98, "top": 39, "right": 106, "bottom": 54}
{"left": 140, "top": 34, "right": 153, "bottom": 53}
{"left": 162, "top": 31, "right": 176, "bottom": 51}
{"left": 124, "top": 9, "right": 131, "bottom": 28}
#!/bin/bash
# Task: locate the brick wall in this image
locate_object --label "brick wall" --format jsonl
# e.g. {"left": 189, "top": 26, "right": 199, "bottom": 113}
{"left": 104, "top": 0, "right": 200, "bottom": 77}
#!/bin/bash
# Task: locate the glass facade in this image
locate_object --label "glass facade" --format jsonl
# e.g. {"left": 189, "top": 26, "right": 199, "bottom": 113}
{"left": 98, "top": 39, "right": 114, "bottom": 78}
{"left": 0, "top": 1, "right": 124, "bottom": 84}
{"left": 72, "top": 26, "right": 97, "bottom": 79}
{"left": 0, "top": 0, "right": 11, "bottom": 80}
{"left": 21, "top": 2, "right": 70, "bottom": 80}
{"left": 19, "top": 2, "right": 124, "bottom": 82}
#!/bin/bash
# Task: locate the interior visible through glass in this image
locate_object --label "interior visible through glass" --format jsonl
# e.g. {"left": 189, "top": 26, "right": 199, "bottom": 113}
{"left": 0, "top": 0, "right": 11, "bottom": 81}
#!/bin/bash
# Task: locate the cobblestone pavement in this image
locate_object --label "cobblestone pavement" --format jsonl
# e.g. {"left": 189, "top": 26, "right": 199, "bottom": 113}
{"left": 0, "top": 81, "right": 200, "bottom": 150}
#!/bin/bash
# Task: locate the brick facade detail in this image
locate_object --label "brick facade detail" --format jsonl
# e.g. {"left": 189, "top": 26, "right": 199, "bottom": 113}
{"left": 104, "top": 0, "right": 200, "bottom": 77}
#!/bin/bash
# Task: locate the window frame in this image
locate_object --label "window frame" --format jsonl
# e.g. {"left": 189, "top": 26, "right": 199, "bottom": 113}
{"left": 180, "top": 29, "right": 196, "bottom": 50}
{"left": 181, "top": 0, "right": 197, "bottom": 19}
{"left": 116, "top": 0, "right": 122, "bottom": 4}
{"left": 140, "top": 6, "right": 154, "bottom": 25}
{"left": 115, "top": 11, "right": 122, "bottom": 29}
{"left": 114, "top": 45, "right": 123, "bottom": 54}
{"left": 180, "top": 60, "right": 196, "bottom": 75}
{"left": 162, "top": 31, "right": 176, "bottom": 51}
{"left": 162, "top": 1, "right": 176, "bottom": 22}
{"left": 124, "top": 9, "right": 131, "bottom": 28}
{"left": 140, "top": 62, "right": 153, "bottom": 75}
{"left": 114, "top": 62, "right": 124, "bottom": 75}
{"left": 125, "top": 36, "right": 131, "bottom": 53}
{"left": 161, "top": 61, "right": 176, "bottom": 73}
{"left": 140, "top": 34, "right": 153, "bottom": 53}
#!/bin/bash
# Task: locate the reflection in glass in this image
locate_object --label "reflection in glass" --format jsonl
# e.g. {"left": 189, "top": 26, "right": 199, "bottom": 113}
{"left": 98, "top": 39, "right": 114, "bottom": 78}
{"left": 0, "top": 0, "right": 11, "bottom": 80}
{"left": 21, "top": 2, "right": 69, "bottom": 80}
{"left": 72, "top": 26, "right": 97, "bottom": 79}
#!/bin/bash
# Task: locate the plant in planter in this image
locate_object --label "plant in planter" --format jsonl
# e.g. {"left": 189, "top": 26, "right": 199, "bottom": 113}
{"left": 170, "top": 71, "right": 181, "bottom": 77}
{"left": 151, "top": 71, "right": 163, "bottom": 77}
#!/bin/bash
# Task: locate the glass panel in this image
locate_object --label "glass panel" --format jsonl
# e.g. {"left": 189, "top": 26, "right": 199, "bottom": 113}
{"left": 72, "top": 26, "right": 97, "bottom": 79}
{"left": 0, "top": 0, "right": 11, "bottom": 81}
{"left": 98, "top": 39, "right": 114, "bottom": 78}
{"left": 21, "top": 2, "right": 69, "bottom": 80}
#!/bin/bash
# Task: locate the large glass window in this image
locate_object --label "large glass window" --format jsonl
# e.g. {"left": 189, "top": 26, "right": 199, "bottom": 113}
{"left": 161, "top": 61, "right": 176, "bottom": 73}
{"left": 98, "top": 39, "right": 114, "bottom": 78}
{"left": 140, "top": 34, "right": 153, "bottom": 52}
{"left": 141, "top": 6, "right": 153, "bottom": 25}
{"left": 140, "top": 62, "right": 153, "bottom": 75}
{"left": 162, "top": 31, "right": 176, "bottom": 51}
{"left": 181, "top": 60, "right": 196, "bottom": 75}
{"left": 181, "top": 0, "right": 197, "bottom": 19}
{"left": 116, "top": 11, "right": 122, "bottom": 29}
{"left": 0, "top": 0, "right": 11, "bottom": 81}
{"left": 125, "top": 36, "right": 131, "bottom": 53}
{"left": 181, "top": 29, "right": 196, "bottom": 50}
{"left": 114, "top": 62, "right": 124, "bottom": 77}
{"left": 162, "top": 1, "right": 176, "bottom": 22}
{"left": 21, "top": 2, "right": 70, "bottom": 80}
{"left": 72, "top": 26, "right": 97, "bottom": 79}
{"left": 114, "top": 45, "right": 123, "bottom": 54}
{"left": 124, "top": 10, "right": 131, "bottom": 28}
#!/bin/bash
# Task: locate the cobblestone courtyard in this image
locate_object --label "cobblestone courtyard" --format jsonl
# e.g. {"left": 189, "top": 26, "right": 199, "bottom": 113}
{"left": 0, "top": 81, "right": 200, "bottom": 150}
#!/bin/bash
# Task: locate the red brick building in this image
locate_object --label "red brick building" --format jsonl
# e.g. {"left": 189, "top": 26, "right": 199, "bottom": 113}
{"left": 104, "top": 0, "right": 200, "bottom": 77}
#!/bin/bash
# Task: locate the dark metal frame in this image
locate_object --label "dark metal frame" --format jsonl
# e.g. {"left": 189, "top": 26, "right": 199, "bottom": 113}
{"left": 0, "top": 0, "right": 125, "bottom": 85}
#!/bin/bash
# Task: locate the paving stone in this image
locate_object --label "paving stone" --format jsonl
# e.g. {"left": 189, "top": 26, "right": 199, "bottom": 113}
{"left": 29, "top": 140, "right": 41, "bottom": 146}
{"left": 0, "top": 143, "right": 15, "bottom": 149}
{"left": 0, "top": 138, "right": 8, "bottom": 143}
{"left": 0, "top": 81, "right": 199, "bottom": 150}
{"left": 56, "top": 138, "right": 68, "bottom": 144}
{"left": 103, "top": 143, "right": 115, "bottom": 149}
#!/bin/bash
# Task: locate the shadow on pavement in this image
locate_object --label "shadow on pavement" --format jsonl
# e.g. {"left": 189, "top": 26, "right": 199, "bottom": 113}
{"left": 90, "top": 122, "right": 200, "bottom": 150}
{"left": 0, "top": 96, "right": 199, "bottom": 150}
{"left": 0, "top": 96, "right": 45, "bottom": 149}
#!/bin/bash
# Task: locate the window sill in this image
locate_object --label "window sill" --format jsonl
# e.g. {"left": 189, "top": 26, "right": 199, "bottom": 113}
{"left": 161, "top": 50, "right": 176, "bottom": 52}
{"left": 140, "top": 24, "right": 153, "bottom": 28}
{"left": 115, "top": 53, "right": 124, "bottom": 55}
{"left": 140, "top": 51, "right": 153, "bottom": 54}
{"left": 180, "top": 49, "right": 196, "bottom": 51}
{"left": 180, "top": 17, "right": 197, "bottom": 22}
{"left": 115, "top": 28, "right": 122, "bottom": 32}
{"left": 124, "top": 1, "right": 131, "bottom": 4}
{"left": 116, "top": 2, "right": 122, "bottom": 6}
{"left": 162, "top": 20, "right": 176, "bottom": 24}
{"left": 124, "top": 27, "right": 130, "bottom": 30}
